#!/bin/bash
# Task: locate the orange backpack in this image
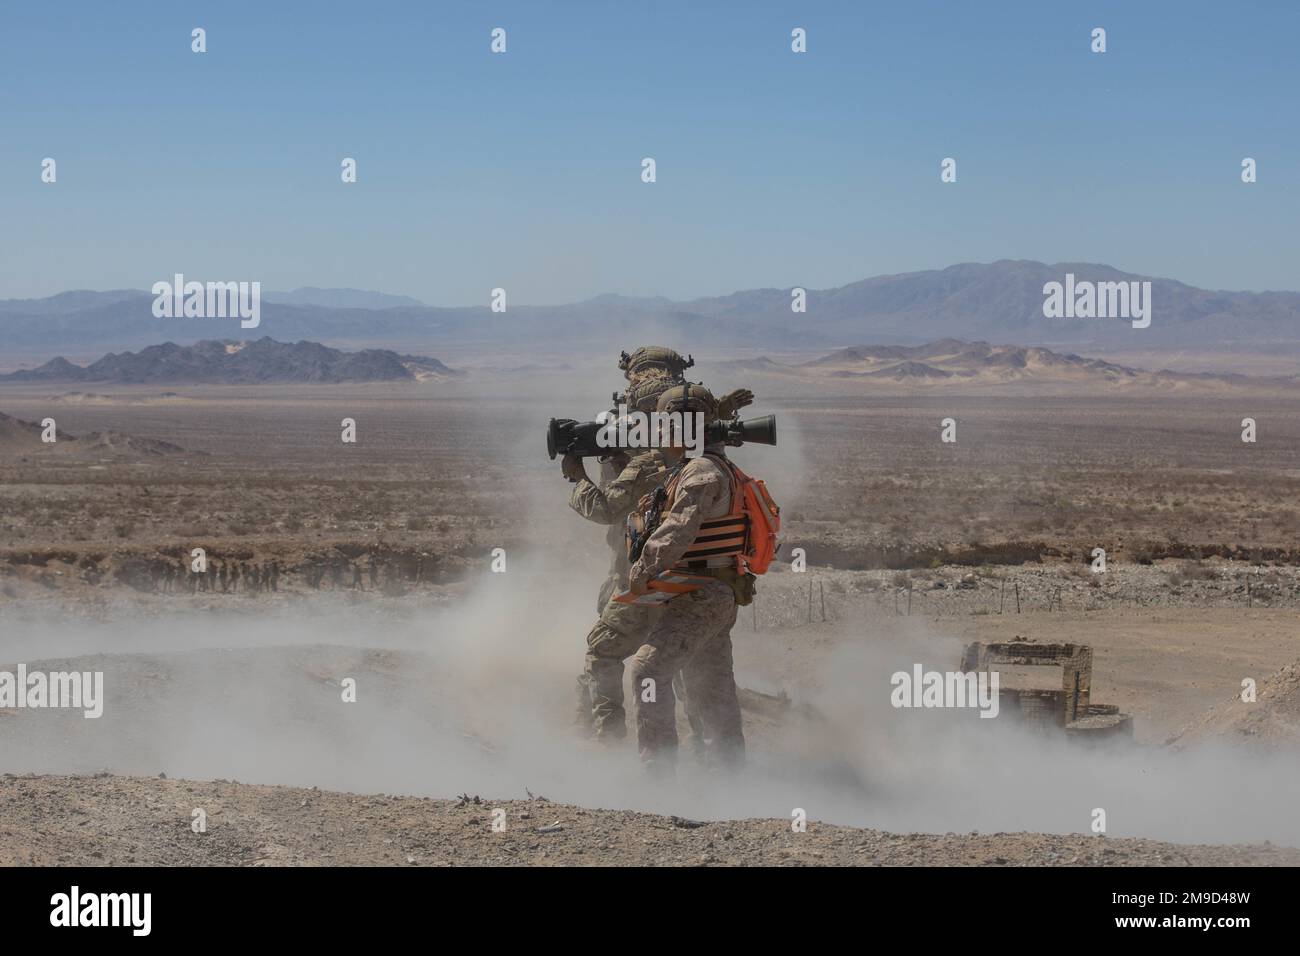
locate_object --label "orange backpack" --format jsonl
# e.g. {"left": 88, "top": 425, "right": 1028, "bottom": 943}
{"left": 729, "top": 460, "right": 781, "bottom": 575}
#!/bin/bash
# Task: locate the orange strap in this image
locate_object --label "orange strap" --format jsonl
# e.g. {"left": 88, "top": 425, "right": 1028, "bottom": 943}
{"left": 612, "top": 571, "right": 712, "bottom": 605}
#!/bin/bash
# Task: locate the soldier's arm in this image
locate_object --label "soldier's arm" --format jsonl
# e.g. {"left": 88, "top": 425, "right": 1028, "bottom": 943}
{"left": 601, "top": 451, "right": 667, "bottom": 518}
{"left": 568, "top": 475, "right": 616, "bottom": 524}
{"left": 628, "top": 462, "right": 725, "bottom": 590}
{"left": 568, "top": 452, "right": 663, "bottom": 525}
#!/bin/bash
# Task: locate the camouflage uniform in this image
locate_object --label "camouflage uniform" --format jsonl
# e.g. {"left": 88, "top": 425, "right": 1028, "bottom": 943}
{"left": 626, "top": 388, "right": 745, "bottom": 774}
{"left": 570, "top": 449, "right": 673, "bottom": 739}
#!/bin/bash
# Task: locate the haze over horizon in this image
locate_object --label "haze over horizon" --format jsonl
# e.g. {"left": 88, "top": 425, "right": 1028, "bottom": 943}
{"left": 7, "top": 253, "right": 1300, "bottom": 310}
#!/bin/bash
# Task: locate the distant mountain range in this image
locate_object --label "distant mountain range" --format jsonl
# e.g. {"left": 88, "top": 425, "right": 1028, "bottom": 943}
{"left": 0, "top": 338, "right": 461, "bottom": 385}
{"left": 1, "top": 261, "right": 1298, "bottom": 354}
{"left": 261, "top": 288, "right": 427, "bottom": 310}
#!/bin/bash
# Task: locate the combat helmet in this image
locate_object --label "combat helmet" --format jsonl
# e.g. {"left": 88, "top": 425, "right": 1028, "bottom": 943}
{"left": 625, "top": 373, "right": 678, "bottom": 413}
{"left": 619, "top": 345, "right": 693, "bottom": 383}
{"left": 656, "top": 382, "right": 717, "bottom": 421}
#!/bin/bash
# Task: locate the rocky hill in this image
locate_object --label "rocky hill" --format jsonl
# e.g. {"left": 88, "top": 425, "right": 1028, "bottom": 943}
{"left": 0, "top": 338, "right": 461, "bottom": 385}
{"left": 720, "top": 340, "right": 1296, "bottom": 388}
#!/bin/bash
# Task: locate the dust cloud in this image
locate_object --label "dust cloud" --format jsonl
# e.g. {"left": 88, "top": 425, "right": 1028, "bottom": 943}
{"left": 2, "top": 562, "right": 1298, "bottom": 848}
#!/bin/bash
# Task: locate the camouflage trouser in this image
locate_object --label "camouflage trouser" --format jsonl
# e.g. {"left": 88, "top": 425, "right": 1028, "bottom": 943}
{"left": 628, "top": 578, "right": 744, "bottom": 775}
{"left": 576, "top": 575, "right": 707, "bottom": 746}
{"left": 579, "top": 581, "right": 663, "bottom": 741}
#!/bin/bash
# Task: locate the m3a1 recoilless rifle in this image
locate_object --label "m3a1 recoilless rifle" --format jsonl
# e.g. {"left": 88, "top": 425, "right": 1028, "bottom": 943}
{"left": 545, "top": 414, "right": 777, "bottom": 460}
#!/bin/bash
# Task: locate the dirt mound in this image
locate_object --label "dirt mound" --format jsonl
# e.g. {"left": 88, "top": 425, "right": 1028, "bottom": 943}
{"left": 0, "top": 410, "right": 189, "bottom": 459}
{"left": 0, "top": 411, "right": 63, "bottom": 451}
{"left": 76, "top": 431, "right": 188, "bottom": 457}
{"left": 46, "top": 391, "right": 195, "bottom": 406}
{"left": 48, "top": 392, "right": 108, "bottom": 404}
{"left": 1169, "top": 658, "right": 1300, "bottom": 750}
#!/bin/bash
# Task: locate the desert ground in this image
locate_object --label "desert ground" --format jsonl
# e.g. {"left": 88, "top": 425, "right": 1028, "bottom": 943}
{"left": 3, "top": 359, "right": 1300, "bottom": 865}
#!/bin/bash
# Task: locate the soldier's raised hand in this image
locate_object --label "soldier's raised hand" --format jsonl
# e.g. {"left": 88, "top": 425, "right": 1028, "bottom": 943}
{"left": 716, "top": 388, "right": 755, "bottom": 420}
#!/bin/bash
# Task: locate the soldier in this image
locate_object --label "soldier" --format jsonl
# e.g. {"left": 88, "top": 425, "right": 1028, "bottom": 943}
{"left": 568, "top": 347, "right": 753, "bottom": 743}
{"left": 626, "top": 384, "right": 747, "bottom": 775}
{"left": 568, "top": 373, "right": 679, "bottom": 741}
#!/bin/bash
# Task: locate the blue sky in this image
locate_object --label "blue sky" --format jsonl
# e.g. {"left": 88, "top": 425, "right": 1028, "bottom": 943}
{"left": 2, "top": 0, "right": 1296, "bottom": 303}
